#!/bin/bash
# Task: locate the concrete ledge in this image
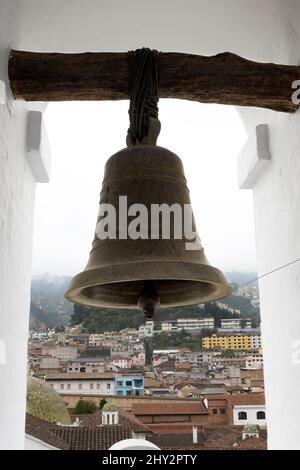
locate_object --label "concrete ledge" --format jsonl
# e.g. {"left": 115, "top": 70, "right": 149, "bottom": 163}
{"left": 26, "top": 110, "right": 51, "bottom": 183}
{"left": 237, "top": 124, "right": 271, "bottom": 189}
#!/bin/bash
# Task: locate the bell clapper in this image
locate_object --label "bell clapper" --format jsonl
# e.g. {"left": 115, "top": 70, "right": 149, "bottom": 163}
{"left": 137, "top": 281, "right": 160, "bottom": 320}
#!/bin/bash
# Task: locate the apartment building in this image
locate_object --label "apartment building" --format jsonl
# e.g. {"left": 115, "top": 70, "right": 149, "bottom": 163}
{"left": 202, "top": 334, "right": 252, "bottom": 350}
{"left": 114, "top": 374, "right": 144, "bottom": 396}
{"left": 161, "top": 318, "right": 214, "bottom": 332}
{"left": 220, "top": 318, "right": 252, "bottom": 329}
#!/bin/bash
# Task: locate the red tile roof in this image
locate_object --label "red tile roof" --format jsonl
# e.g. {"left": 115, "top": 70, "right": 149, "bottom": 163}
{"left": 25, "top": 413, "right": 69, "bottom": 449}
{"left": 45, "top": 372, "right": 115, "bottom": 380}
{"left": 132, "top": 401, "right": 208, "bottom": 416}
{"left": 151, "top": 426, "right": 267, "bottom": 450}
{"left": 26, "top": 408, "right": 150, "bottom": 450}
{"left": 229, "top": 393, "right": 265, "bottom": 406}
{"left": 70, "top": 409, "right": 150, "bottom": 433}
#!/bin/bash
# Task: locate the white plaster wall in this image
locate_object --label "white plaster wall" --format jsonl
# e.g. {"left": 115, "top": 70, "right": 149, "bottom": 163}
{"left": 24, "top": 435, "right": 59, "bottom": 450}
{"left": 1, "top": 0, "right": 300, "bottom": 450}
{"left": 233, "top": 405, "right": 266, "bottom": 426}
{"left": 48, "top": 379, "right": 114, "bottom": 395}
{"left": 0, "top": 1, "right": 40, "bottom": 450}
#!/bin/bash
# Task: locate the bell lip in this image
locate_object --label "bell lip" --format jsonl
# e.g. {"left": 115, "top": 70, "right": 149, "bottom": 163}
{"left": 65, "top": 261, "right": 231, "bottom": 309}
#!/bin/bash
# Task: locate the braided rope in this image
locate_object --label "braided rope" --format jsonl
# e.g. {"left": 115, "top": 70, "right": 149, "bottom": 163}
{"left": 127, "top": 48, "right": 159, "bottom": 145}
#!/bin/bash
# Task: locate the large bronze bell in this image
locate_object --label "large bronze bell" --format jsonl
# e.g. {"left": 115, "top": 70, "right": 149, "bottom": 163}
{"left": 65, "top": 144, "right": 231, "bottom": 313}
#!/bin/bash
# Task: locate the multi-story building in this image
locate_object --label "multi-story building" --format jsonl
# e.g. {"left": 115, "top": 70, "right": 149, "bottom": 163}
{"left": 114, "top": 374, "right": 144, "bottom": 396}
{"left": 109, "top": 355, "right": 132, "bottom": 369}
{"left": 139, "top": 321, "right": 154, "bottom": 338}
{"left": 130, "top": 351, "right": 145, "bottom": 366}
{"left": 161, "top": 318, "right": 214, "bottom": 332}
{"left": 250, "top": 334, "right": 262, "bottom": 349}
{"left": 89, "top": 334, "right": 103, "bottom": 347}
{"left": 245, "top": 351, "right": 264, "bottom": 369}
{"left": 46, "top": 372, "right": 115, "bottom": 395}
{"left": 44, "top": 346, "right": 78, "bottom": 361}
{"left": 67, "top": 357, "right": 106, "bottom": 373}
{"left": 202, "top": 334, "right": 252, "bottom": 350}
{"left": 176, "top": 350, "right": 216, "bottom": 367}
{"left": 220, "top": 318, "right": 252, "bottom": 329}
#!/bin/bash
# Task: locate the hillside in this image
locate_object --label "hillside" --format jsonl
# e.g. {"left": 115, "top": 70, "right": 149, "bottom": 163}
{"left": 30, "top": 272, "right": 260, "bottom": 330}
{"left": 30, "top": 274, "right": 73, "bottom": 329}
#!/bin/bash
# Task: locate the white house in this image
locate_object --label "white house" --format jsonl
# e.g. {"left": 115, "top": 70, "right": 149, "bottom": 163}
{"left": 230, "top": 394, "right": 266, "bottom": 427}
{"left": 46, "top": 373, "right": 115, "bottom": 395}
{"left": 233, "top": 405, "right": 266, "bottom": 427}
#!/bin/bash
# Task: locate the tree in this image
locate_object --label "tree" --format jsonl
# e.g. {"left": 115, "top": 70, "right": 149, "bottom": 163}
{"left": 99, "top": 398, "right": 107, "bottom": 410}
{"left": 74, "top": 399, "right": 97, "bottom": 415}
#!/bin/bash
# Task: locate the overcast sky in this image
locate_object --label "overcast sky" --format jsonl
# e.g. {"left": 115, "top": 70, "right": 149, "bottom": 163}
{"left": 31, "top": 99, "right": 257, "bottom": 277}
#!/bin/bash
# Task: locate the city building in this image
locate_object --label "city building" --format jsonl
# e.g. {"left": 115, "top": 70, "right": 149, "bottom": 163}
{"left": 161, "top": 318, "right": 214, "bottom": 332}
{"left": 139, "top": 321, "right": 154, "bottom": 338}
{"left": 67, "top": 357, "right": 106, "bottom": 373}
{"left": 250, "top": 334, "right": 262, "bottom": 349}
{"left": 114, "top": 374, "right": 144, "bottom": 396}
{"left": 130, "top": 351, "right": 145, "bottom": 367}
{"left": 46, "top": 373, "right": 115, "bottom": 395}
{"left": 110, "top": 355, "right": 132, "bottom": 369}
{"left": 245, "top": 351, "right": 264, "bottom": 369}
{"left": 176, "top": 350, "right": 216, "bottom": 367}
{"left": 44, "top": 346, "right": 78, "bottom": 361}
{"left": 231, "top": 394, "right": 266, "bottom": 426}
{"left": 88, "top": 334, "right": 103, "bottom": 347}
{"left": 202, "top": 334, "right": 253, "bottom": 350}
{"left": 131, "top": 401, "right": 209, "bottom": 433}
{"left": 221, "top": 318, "right": 252, "bottom": 329}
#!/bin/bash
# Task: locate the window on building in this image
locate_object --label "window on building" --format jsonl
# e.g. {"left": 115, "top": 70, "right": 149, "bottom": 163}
{"left": 126, "top": 390, "right": 132, "bottom": 396}
{"left": 212, "top": 408, "right": 218, "bottom": 415}
{"left": 238, "top": 411, "right": 247, "bottom": 420}
{"left": 97, "top": 383, "right": 100, "bottom": 389}
{"left": 67, "top": 383, "right": 71, "bottom": 390}
{"left": 125, "top": 381, "right": 132, "bottom": 386}
{"left": 90, "top": 383, "right": 94, "bottom": 389}
{"left": 220, "top": 408, "right": 226, "bottom": 415}
{"left": 78, "top": 383, "right": 82, "bottom": 390}
{"left": 257, "top": 411, "right": 265, "bottom": 420}
{"left": 107, "top": 383, "right": 111, "bottom": 389}
{"left": 60, "top": 383, "right": 64, "bottom": 390}
{"left": 116, "top": 381, "right": 123, "bottom": 387}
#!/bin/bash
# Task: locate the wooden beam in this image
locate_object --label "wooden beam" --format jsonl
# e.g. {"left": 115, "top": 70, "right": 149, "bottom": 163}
{"left": 8, "top": 50, "right": 300, "bottom": 113}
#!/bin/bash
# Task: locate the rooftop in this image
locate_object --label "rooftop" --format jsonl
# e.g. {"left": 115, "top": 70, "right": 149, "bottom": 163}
{"left": 45, "top": 373, "right": 115, "bottom": 380}
{"left": 132, "top": 401, "right": 208, "bottom": 416}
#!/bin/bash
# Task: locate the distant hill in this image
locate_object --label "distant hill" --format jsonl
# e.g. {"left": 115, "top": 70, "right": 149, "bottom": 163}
{"left": 30, "top": 272, "right": 260, "bottom": 330}
{"left": 226, "top": 271, "right": 258, "bottom": 286}
{"left": 30, "top": 273, "right": 73, "bottom": 329}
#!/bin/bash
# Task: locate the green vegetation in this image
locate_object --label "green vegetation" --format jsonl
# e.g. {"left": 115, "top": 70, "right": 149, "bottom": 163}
{"left": 99, "top": 398, "right": 107, "bottom": 410}
{"left": 71, "top": 299, "right": 260, "bottom": 334}
{"left": 152, "top": 330, "right": 202, "bottom": 351}
{"left": 74, "top": 399, "right": 97, "bottom": 415}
